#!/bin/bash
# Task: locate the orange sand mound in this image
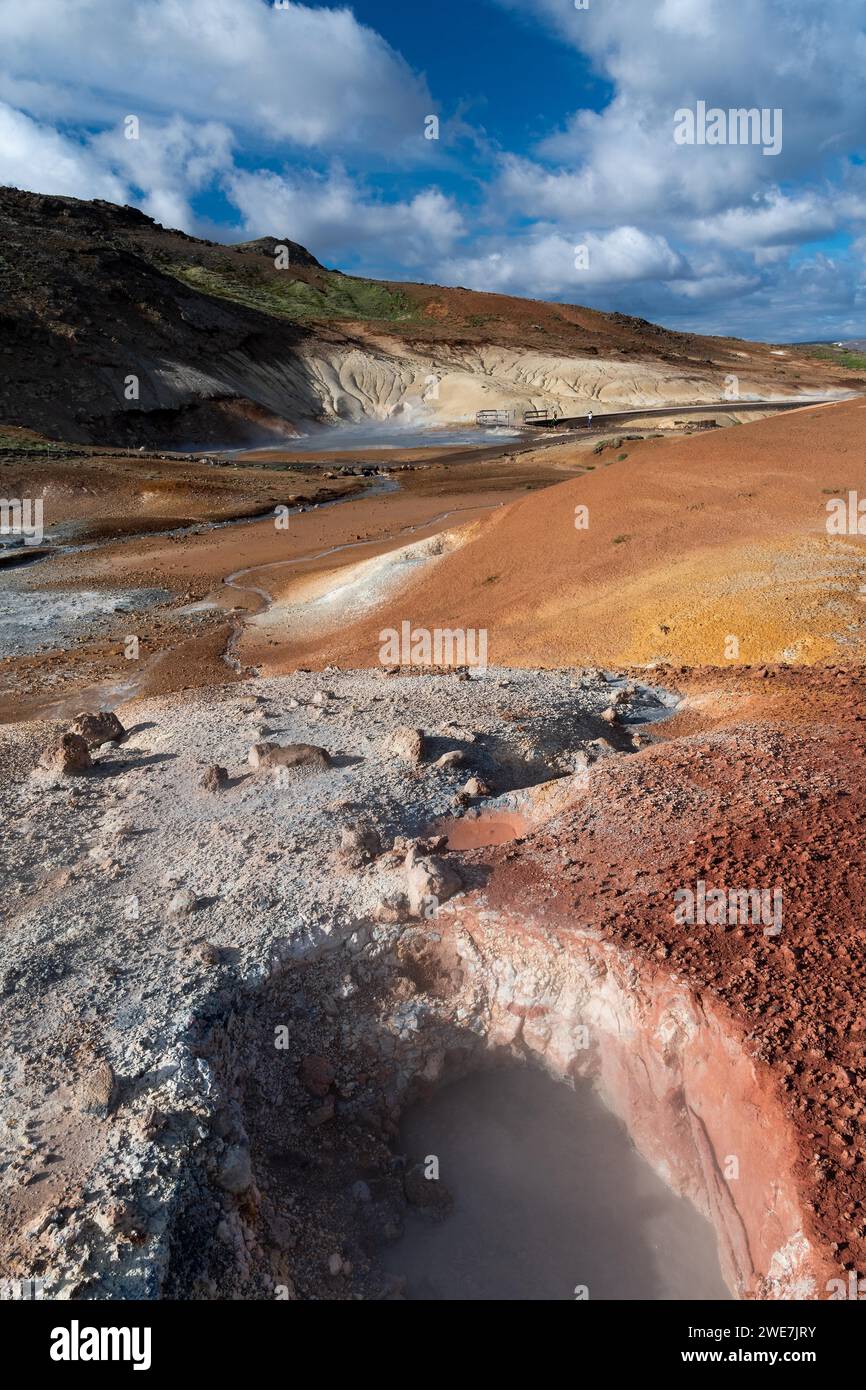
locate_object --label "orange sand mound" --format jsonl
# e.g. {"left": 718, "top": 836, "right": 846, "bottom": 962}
{"left": 258, "top": 398, "right": 866, "bottom": 671}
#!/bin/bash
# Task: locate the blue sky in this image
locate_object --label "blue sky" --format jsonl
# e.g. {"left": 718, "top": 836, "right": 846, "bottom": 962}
{"left": 0, "top": 0, "right": 865, "bottom": 341}
{"left": 303, "top": 0, "right": 612, "bottom": 162}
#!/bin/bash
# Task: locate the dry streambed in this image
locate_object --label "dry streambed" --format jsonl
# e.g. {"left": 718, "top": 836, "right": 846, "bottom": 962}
{"left": 0, "top": 667, "right": 823, "bottom": 1300}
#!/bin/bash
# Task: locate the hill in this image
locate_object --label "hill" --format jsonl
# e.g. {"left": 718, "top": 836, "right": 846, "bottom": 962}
{"left": 0, "top": 187, "right": 858, "bottom": 446}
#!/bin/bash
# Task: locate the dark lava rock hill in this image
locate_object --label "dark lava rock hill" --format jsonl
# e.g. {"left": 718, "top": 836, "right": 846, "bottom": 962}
{"left": 0, "top": 187, "right": 845, "bottom": 448}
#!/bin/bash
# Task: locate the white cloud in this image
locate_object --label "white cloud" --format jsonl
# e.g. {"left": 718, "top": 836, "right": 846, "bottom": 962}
{"left": 667, "top": 272, "right": 760, "bottom": 302}
{"left": 0, "top": 0, "right": 431, "bottom": 150}
{"left": 687, "top": 191, "right": 838, "bottom": 251}
{"left": 439, "top": 227, "right": 687, "bottom": 298}
{"left": 0, "top": 0, "right": 864, "bottom": 338}
{"left": 0, "top": 101, "right": 128, "bottom": 203}
{"left": 495, "top": 0, "right": 866, "bottom": 226}
{"left": 90, "top": 117, "right": 235, "bottom": 230}
{"left": 478, "top": 0, "right": 866, "bottom": 334}
{"left": 0, "top": 1, "right": 449, "bottom": 253}
{"left": 225, "top": 166, "right": 465, "bottom": 267}
{"left": 0, "top": 101, "right": 237, "bottom": 233}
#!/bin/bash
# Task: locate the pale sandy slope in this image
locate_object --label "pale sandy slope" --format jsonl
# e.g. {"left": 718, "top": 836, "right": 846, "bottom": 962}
{"left": 294, "top": 335, "right": 842, "bottom": 425}
{"left": 250, "top": 397, "right": 866, "bottom": 671}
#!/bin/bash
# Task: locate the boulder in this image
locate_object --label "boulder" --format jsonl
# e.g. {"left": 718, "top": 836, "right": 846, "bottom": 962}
{"left": 248, "top": 742, "right": 331, "bottom": 775}
{"left": 77, "top": 1059, "right": 116, "bottom": 1118}
{"left": 385, "top": 727, "right": 426, "bottom": 764}
{"left": 169, "top": 888, "right": 198, "bottom": 917}
{"left": 71, "top": 710, "right": 125, "bottom": 748}
{"left": 462, "top": 776, "right": 491, "bottom": 797}
{"left": 217, "top": 1144, "right": 253, "bottom": 1195}
{"left": 435, "top": 750, "right": 465, "bottom": 770}
{"left": 339, "top": 822, "right": 381, "bottom": 864}
{"left": 39, "top": 732, "right": 92, "bottom": 777}
{"left": 405, "top": 851, "right": 463, "bottom": 917}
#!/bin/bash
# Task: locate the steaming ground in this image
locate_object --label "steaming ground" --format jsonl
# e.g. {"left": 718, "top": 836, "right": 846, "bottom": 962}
{"left": 0, "top": 665, "right": 657, "bottom": 1298}
{"left": 385, "top": 1065, "right": 731, "bottom": 1301}
{"left": 3, "top": 411, "right": 866, "bottom": 1302}
{"left": 263, "top": 416, "right": 525, "bottom": 452}
{"left": 4, "top": 661, "right": 866, "bottom": 1300}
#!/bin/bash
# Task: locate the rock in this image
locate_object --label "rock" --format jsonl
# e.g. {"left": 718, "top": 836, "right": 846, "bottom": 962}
{"left": 435, "top": 750, "right": 465, "bottom": 770}
{"left": 39, "top": 732, "right": 92, "bottom": 777}
{"left": 77, "top": 1059, "right": 116, "bottom": 1117}
{"left": 373, "top": 892, "right": 411, "bottom": 924}
{"left": 194, "top": 941, "right": 221, "bottom": 966}
{"left": 248, "top": 742, "right": 331, "bottom": 775}
{"left": 307, "top": 1095, "right": 336, "bottom": 1127}
{"left": 311, "top": 690, "right": 333, "bottom": 707}
{"left": 168, "top": 888, "right": 198, "bottom": 916}
{"left": 385, "top": 727, "right": 426, "bottom": 764}
{"left": 352, "top": 1180, "right": 372, "bottom": 1203}
{"left": 141, "top": 1107, "right": 166, "bottom": 1140}
{"left": 462, "top": 776, "right": 491, "bottom": 797}
{"left": 416, "top": 835, "right": 448, "bottom": 853}
{"left": 71, "top": 710, "right": 125, "bottom": 748}
{"left": 339, "top": 822, "right": 381, "bottom": 864}
{"left": 403, "top": 1163, "right": 453, "bottom": 1214}
{"left": 405, "top": 852, "right": 463, "bottom": 917}
{"left": 599, "top": 705, "right": 619, "bottom": 724}
{"left": 217, "top": 1144, "right": 253, "bottom": 1195}
{"left": 586, "top": 738, "right": 617, "bottom": 762}
{"left": 300, "top": 1054, "right": 335, "bottom": 1098}
{"left": 328, "top": 1252, "right": 344, "bottom": 1276}
{"left": 200, "top": 764, "right": 228, "bottom": 793}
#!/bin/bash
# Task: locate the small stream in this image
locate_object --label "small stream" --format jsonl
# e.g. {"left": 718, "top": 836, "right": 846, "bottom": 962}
{"left": 222, "top": 496, "right": 501, "bottom": 612}
{"left": 0, "top": 475, "right": 402, "bottom": 703}
{"left": 0, "top": 474, "right": 400, "bottom": 572}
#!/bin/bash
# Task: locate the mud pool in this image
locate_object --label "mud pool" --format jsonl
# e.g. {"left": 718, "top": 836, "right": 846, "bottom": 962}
{"left": 383, "top": 1064, "right": 732, "bottom": 1301}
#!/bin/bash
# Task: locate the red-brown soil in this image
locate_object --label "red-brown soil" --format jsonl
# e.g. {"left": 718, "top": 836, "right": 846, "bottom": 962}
{"left": 462, "top": 661, "right": 866, "bottom": 1290}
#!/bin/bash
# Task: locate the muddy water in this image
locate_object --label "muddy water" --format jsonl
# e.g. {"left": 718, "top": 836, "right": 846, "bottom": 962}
{"left": 438, "top": 811, "right": 529, "bottom": 849}
{"left": 384, "top": 1064, "right": 731, "bottom": 1301}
